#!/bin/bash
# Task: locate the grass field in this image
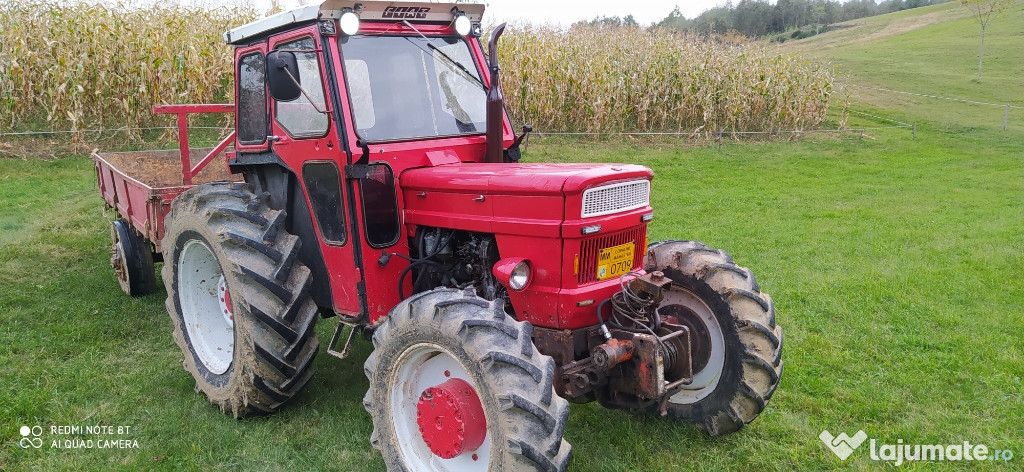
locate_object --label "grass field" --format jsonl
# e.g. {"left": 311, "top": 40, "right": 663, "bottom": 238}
{"left": 3, "top": 126, "right": 1022, "bottom": 470}
{"left": 777, "top": 1, "right": 1024, "bottom": 133}
{"left": 3, "top": 3, "right": 1024, "bottom": 471}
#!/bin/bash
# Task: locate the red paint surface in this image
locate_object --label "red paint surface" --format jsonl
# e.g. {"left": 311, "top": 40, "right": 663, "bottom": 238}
{"left": 267, "top": 27, "right": 363, "bottom": 316}
{"left": 402, "top": 164, "right": 652, "bottom": 328}
{"left": 416, "top": 378, "right": 487, "bottom": 459}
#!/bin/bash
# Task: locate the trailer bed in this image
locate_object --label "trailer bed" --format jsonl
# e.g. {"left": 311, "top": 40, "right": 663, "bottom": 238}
{"left": 94, "top": 148, "right": 240, "bottom": 251}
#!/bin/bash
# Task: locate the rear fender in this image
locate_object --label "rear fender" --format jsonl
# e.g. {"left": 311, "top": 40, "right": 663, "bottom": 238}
{"left": 231, "top": 155, "right": 334, "bottom": 313}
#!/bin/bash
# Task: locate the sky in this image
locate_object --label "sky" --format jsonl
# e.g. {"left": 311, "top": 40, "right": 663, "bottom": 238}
{"left": 250, "top": 1, "right": 728, "bottom": 27}
{"left": 484, "top": 1, "right": 725, "bottom": 27}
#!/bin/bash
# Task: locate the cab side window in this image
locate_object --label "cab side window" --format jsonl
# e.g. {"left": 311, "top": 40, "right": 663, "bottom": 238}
{"left": 237, "top": 52, "right": 267, "bottom": 145}
{"left": 302, "top": 162, "right": 346, "bottom": 245}
{"left": 360, "top": 164, "right": 400, "bottom": 248}
{"left": 274, "top": 37, "right": 329, "bottom": 138}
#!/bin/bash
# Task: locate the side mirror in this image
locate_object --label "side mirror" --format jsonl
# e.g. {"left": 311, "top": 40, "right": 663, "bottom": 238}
{"left": 266, "top": 50, "right": 301, "bottom": 102}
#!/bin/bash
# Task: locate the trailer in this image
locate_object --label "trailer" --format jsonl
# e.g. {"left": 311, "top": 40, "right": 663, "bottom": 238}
{"left": 93, "top": 104, "right": 239, "bottom": 295}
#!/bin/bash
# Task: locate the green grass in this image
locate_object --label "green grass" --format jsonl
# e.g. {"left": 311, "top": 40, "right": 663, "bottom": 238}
{"left": 2, "top": 125, "right": 1022, "bottom": 470}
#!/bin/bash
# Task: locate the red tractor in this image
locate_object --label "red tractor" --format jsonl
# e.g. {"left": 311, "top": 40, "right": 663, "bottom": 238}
{"left": 94, "top": 2, "right": 782, "bottom": 470}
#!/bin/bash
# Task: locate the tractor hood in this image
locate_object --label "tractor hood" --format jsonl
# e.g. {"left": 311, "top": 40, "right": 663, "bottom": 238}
{"left": 401, "top": 163, "right": 652, "bottom": 196}
{"left": 399, "top": 163, "right": 653, "bottom": 237}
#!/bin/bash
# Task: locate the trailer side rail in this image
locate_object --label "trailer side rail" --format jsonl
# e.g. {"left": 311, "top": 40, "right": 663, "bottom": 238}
{"left": 153, "top": 104, "right": 235, "bottom": 185}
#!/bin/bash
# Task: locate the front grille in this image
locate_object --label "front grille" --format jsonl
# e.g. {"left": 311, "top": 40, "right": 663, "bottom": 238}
{"left": 581, "top": 180, "right": 650, "bottom": 218}
{"left": 577, "top": 226, "right": 647, "bottom": 285}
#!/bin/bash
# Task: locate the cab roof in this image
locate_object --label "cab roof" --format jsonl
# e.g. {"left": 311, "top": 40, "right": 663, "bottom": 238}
{"left": 224, "top": 1, "right": 485, "bottom": 45}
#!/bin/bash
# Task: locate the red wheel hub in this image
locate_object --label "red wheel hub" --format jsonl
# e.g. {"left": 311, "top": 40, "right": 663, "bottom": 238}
{"left": 415, "top": 377, "right": 487, "bottom": 459}
{"left": 218, "top": 279, "right": 233, "bottom": 320}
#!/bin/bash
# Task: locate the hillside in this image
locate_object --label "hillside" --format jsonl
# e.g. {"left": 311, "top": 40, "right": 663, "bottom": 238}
{"left": 774, "top": 1, "right": 1024, "bottom": 132}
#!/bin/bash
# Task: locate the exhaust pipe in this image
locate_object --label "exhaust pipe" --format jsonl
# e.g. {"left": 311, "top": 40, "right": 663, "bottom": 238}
{"left": 485, "top": 23, "right": 506, "bottom": 164}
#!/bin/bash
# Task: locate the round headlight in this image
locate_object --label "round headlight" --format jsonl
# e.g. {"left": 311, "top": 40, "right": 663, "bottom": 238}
{"left": 454, "top": 14, "right": 471, "bottom": 36}
{"left": 509, "top": 261, "right": 531, "bottom": 291}
{"left": 339, "top": 11, "right": 360, "bottom": 36}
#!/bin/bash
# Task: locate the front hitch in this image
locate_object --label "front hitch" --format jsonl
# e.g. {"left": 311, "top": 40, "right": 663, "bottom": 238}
{"left": 542, "top": 272, "right": 698, "bottom": 411}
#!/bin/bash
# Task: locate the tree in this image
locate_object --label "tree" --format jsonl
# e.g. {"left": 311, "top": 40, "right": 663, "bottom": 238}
{"left": 959, "top": 0, "right": 1012, "bottom": 80}
{"left": 657, "top": 6, "right": 691, "bottom": 30}
{"left": 576, "top": 14, "right": 640, "bottom": 28}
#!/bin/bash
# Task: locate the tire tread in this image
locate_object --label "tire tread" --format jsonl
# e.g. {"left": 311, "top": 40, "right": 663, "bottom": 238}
{"left": 162, "top": 182, "right": 318, "bottom": 419}
{"left": 364, "top": 289, "right": 571, "bottom": 471}
{"left": 643, "top": 239, "right": 783, "bottom": 436}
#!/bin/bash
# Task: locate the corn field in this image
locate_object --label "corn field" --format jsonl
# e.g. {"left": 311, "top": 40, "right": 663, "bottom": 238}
{"left": 0, "top": 0, "right": 254, "bottom": 137}
{"left": 0, "top": 1, "right": 833, "bottom": 140}
{"left": 501, "top": 25, "right": 834, "bottom": 136}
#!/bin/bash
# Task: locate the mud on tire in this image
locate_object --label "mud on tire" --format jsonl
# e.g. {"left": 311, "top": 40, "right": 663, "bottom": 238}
{"left": 110, "top": 219, "right": 157, "bottom": 296}
{"left": 644, "top": 240, "right": 783, "bottom": 435}
{"left": 364, "top": 288, "right": 572, "bottom": 471}
{"left": 162, "top": 182, "right": 319, "bottom": 418}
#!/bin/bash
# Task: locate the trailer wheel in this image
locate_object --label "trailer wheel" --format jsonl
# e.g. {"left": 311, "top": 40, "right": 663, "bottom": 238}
{"left": 644, "top": 240, "right": 783, "bottom": 435}
{"left": 364, "top": 288, "right": 572, "bottom": 472}
{"left": 162, "top": 182, "right": 319, "bottom": 418}
{"left": 110, "top": 219, "right": 157, "bottom": 296}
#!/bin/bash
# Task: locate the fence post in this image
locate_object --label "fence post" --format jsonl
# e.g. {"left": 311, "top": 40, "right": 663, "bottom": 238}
{"left": 1005, "top": 104, "right": 1010, "bottom": 131}
{"left": 912, "top": 123, "right": 917, "bottom": 139}
{"left": 718, "top": 128, "right": 723, "bottom": 150}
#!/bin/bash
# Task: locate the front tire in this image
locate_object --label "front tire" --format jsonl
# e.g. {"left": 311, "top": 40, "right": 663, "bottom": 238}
{"left": 644, "top": 240, "right": 783, "bottom": 435}
{"left": 162, "top": 182, "right": 319, "bottom": 418}
{"left": 364, "top": 288, "right": 572, "bottom": 471}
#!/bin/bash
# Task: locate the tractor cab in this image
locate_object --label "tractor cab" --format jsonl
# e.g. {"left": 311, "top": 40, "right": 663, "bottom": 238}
{"left": 223, "top": 1, "right": 653, "bottom": 328}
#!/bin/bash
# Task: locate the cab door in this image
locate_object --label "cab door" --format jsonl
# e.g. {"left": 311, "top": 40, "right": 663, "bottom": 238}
{"left": 266, "top": 27, "right": 363, "bottom": 317}
{"left": 324, "top": 32, "right": 413, "bottom": 324}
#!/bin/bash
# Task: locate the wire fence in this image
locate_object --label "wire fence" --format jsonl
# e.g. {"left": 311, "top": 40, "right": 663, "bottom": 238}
{"left": 3, "top": 121, "right": 915, "bottom": 141}
{"left": 842, "top": 84, "right": 1019, "bottom": 131}
{"left": 530, "top": 127, "right": 907, "bottom": 137}
{"left": 531, "top": 108, "right": 916, "bottom": 147}
{"left": 2, "top": 84, "right": 1010, "bottom": 144}
{"left": 0, "top": 126, "right": 231, "bottom": 137}
{"left": 1, "top": 105, "right": 919, "bottom": 151}
{"left": 845, "top": 84, "right": 1023, "bottom": 109}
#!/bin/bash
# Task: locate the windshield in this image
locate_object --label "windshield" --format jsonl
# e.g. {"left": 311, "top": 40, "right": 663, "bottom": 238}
{"left": 340, "top": 35, "right": 487, "bottom": 142}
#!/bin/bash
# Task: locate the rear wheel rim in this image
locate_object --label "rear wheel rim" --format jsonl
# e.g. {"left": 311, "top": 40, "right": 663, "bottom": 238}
{"left": 391, "top": 343, "right": 490, "bottom": 470}
{"left": 658, "top": 287, "right": 725, "bottom": 404}
{"left": 110, "top": 223, "right": 130, "bottom": 293}
{"left": 178, "top": 239, "right": 234, "bottom": 375}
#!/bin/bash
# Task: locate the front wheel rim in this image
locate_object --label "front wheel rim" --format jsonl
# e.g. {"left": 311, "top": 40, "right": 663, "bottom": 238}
{"left": 390, "top": 343, "right": 491, "bottom": 470}
{"left": 178, "top": 239, "right": 234, "bottom": 375}
{"left": 658, "top": 287, "right": 725, "bottom": 404}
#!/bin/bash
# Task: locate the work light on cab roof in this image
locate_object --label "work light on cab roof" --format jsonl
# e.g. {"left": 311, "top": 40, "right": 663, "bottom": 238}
{"left": 223, "top": 1, "right": 485, "bottom": 44}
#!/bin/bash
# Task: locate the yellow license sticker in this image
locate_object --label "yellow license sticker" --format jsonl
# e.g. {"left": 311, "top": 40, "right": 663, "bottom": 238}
{"left": 597, "top": 242, "right": 635, "bottom": 280}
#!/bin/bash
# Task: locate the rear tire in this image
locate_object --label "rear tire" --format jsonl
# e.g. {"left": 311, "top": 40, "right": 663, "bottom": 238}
{"left": 162, "top": 182, "right": 319, "bottom": 418}
{"left": 644, "top": 240, "right": 783, "bottom": 435}
{"left": 110, "top": 219, "right": 157, "bottom": 296}
{"left": 364, "top": 288, "right": 572, "bottom": 471}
